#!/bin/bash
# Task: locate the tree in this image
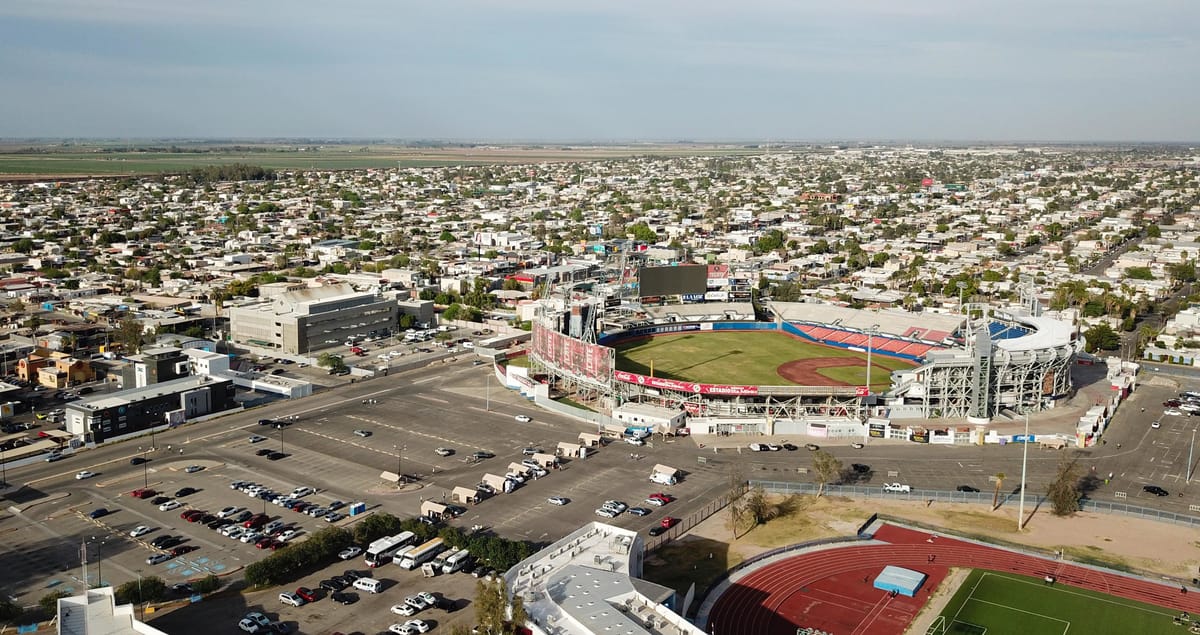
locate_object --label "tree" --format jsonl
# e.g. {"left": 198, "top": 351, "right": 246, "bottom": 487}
{"left": 116, "top": 316, "right": 144, "bottom": 353}
{"left": 316, "top": 352, "right": 345, "bottom": 370}
{"left": 510, "top": 592, "right": 529, "bottom": 631}
{"left": 992, "top": 472, "right": 1006, "bottom": 510}
{"left": 625, "top": 221, "right": 658, "bottom": 243}
{"left": 1046, "top": 458, "right": 1083, "bottom": 516}
{"left": 742, "top": 485, "right": 779, "bottom": 527}
{"left": 1125, "top": 266, "right": 1154, "bottom": 280}
{"left": 811, "top": 450, "right": 843, "bottom": 497}
{"left": 474, "top": 579, "right": 506, "bottom": 635}
{"left": 115, "top": 576, "right": 167, "bottom": 605}
{"left": 38, "top": 591, "right": 68, "bottom": 620}
{"left": 12, "top": 237, "right": 35, "bottom": 254}
{"left": 7, "top": 299, "right": 25, "bottom": 314}
{"left": 353, "top": 512, "right": 403, "bottom": 545}
{"left": 443, "top": 303, "right": 463, "bottom": 322}
{"left": 1083, "top": 323, "right": 1121, "bottom": 352}
{"left": 1146, "top": 224, "right": 1161, "bottom": 238}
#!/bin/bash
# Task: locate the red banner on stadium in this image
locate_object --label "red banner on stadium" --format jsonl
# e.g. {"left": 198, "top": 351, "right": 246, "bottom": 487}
{"left": 614, "top": 370, "right": 759, "bottom": 396}
{"left": 855, "top": 386, "right": 869, "bottom": 397}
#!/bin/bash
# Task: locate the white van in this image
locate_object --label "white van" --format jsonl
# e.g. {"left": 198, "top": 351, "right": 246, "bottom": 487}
{"left": 352, "top": 577, "right": 382, "bottom": 594}
{"left": 650, "top": 472, "right": 677, "bottom": 486}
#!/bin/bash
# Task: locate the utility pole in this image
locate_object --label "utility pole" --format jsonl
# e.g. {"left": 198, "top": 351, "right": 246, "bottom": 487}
{"left": 486, "top": 372, "right": 491, "bottom": 412}
{"left": 1189, "top": 428, "right": 1196, "bottom": 484}
{"left": 866, "top": 324, "right": 878, "bottom": 395}
{"left": 1018, "top": 412, "right": 1030, "bottom": 531}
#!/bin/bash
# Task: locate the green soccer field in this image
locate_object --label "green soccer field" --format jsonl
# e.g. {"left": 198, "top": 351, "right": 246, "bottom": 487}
{"left": 935, "top": 570, "right": 1183, "bottom": 635}
{"left": 612, "top": 331, "right": 913, "bottom": 388}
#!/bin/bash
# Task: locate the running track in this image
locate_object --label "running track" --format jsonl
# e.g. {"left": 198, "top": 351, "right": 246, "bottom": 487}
{"left": 708, "top": 524, "right": 1200, "bottom": 635}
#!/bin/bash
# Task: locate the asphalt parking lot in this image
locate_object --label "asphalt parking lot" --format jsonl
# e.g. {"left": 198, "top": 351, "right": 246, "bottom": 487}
{"left": 7, "top": 359, "right": 1200, "bottom": 626}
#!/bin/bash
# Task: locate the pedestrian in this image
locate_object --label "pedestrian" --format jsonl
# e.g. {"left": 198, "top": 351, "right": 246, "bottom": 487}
{"left": 1117, "top": 443, "right": 1122, "bottom": 449}
{"left": 1183, "top": 586, "right": 1189, "bottom": 595}
{"left": 864, "top": 576, "right": 870, "bottom": 584}
{"left": 1108, "top": 472, "right": 1114, "bottom": 480}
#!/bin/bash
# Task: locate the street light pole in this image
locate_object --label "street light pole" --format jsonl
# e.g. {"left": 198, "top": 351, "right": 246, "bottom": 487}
{"left": 0, "top": 445, "right": 7, "bottom": 489}
{"left": 1018, "top": 412, "right": 1030, "bottom": 531}
{"left": 394, "top": 444, "right": 406, "bottom": 484}
{"left": 866, "top": 324, "right": 878, "bottom": 395}
{"left": 138, "top": 447, "right": 148, "bottom": 489}
{"left": 1189, "top": 428, "right": 1196, "bottom": 484}
{"left": 486, "top": 372, "right": 491, "bottom": 412}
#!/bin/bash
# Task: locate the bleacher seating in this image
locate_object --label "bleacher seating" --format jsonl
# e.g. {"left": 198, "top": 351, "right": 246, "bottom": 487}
{"left": 878, "top": 339, "right": 910, "bottom": 353}
{"left": 842, "top": 333, "right": 869, "bottom": 347}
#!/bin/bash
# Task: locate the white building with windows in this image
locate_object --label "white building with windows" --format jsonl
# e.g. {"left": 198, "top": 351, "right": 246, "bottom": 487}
{"left": 57, "top": 586, "right": 169, "bottom": 635}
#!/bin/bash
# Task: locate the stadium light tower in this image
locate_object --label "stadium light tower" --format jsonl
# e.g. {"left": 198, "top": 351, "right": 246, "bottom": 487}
{"left": 866, "top": 324, "right": 879, "bottom": 394}
{"left": 1018, "top": 411, "right": 1030, "bottom": 530}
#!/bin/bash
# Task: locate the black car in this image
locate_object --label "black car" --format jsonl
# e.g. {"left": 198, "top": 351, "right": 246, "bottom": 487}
{"left": 151, "top": 496, "right": 170, "bottom": 505}
{"left": 171, "top": 583, "right": 193, "bottom": 595}
{"left": 330, "top": 592, "right": 358, "bottom": 605}
{"left": 255, "top": 448, "right": 274, "bottom": 456}
{"left": 1144, "top": 485, "right": 1169, "bottom": 497}
{"left": 158, "top": 536, "right": 183, "bottom": 549}
{"left": 781, "top": 443, "right": 798, "bottom": 451}
{"left": 268, "top": 452, "right": 287, "bottom": 461}
{"left": 956, "top": 485, "right": 981, "bottom": 493}
{"left": 88, "top": 508, "right": 110, "bottom": 519}
{"left": 436, "top": 597, "right": 459, "bottom": 612}
{"left": 648, "top": 526, "right": 667, "bottom": 536}
{"left": 258, "top": 419, "right": 273, "bottom": 426}
{"left": 233, "top": 511, "right": 254, "bottom": 523}
{"left": 175, "top": 487, "right": 197, "bottom": 497}
{"left": 850, "top": 463, "right": 871, "bottom": 474}
{"left": 150, "top": 535, "right": 174, "bottom": 548}
{"left": 471, "top": 451, "right": 495, "bottom": 460}
{"left": 207, "top": 518, "right": 233, "bottom": 530}
{"left": 319, "top": 578, "right": 347, "bottom": 592}
{"left": 130, "top": 457, "right": 149, "bottom": 465}
{"left": 342, "top": 569, "right": 363, "bottom": 581}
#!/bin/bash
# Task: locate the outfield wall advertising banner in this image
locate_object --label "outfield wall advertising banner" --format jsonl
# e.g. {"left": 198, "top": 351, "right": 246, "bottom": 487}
{"left": 531, "top": 323, "right": 614, "bottom": 382}
{"left": 614, "top": 370, "right": 760, "bottom": 396}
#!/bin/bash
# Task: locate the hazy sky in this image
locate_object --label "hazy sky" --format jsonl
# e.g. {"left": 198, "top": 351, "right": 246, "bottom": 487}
{"left": 1, "top": 0, "right": 1197, "bottom": 141}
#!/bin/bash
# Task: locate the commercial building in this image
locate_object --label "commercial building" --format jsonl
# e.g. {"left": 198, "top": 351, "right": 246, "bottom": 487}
{"left": 504, "top": 522, "right": 704, "bottom": 635}
{"left": 227, "top": 283, "right": 399, "bottom": 355}
{"left": 64, "top": 374, "right": 237, "bottom": 445}
{"left": 57, "top": 586, "right": 168, "bottom": 635}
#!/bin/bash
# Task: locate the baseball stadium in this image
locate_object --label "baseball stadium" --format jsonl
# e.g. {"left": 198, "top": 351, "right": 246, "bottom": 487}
{"left": 524, "top": 269, "right": 1080, "bottom": 431}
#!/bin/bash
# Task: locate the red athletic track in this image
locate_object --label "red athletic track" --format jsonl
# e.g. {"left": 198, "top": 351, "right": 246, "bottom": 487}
{"left": 708, "top": 524, "right": 1200, "bottom": 635}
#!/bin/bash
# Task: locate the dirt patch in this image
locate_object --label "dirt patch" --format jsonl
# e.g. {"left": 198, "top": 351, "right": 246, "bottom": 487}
{"left": 776, "top": 357, "right": 863, "bottom": 385}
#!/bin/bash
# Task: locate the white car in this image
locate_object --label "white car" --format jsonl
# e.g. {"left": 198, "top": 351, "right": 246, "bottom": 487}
{"left": 416, "top": 592, "right": 436, "bottom": 606}
{"left": 389, "top": 619, "right": 431, "bottom": 634}
{"left": 595, "top": 508, "right": 618, "bottom": 518}
{"left": 390, "top": 603, "right": 418, "bottom": 616}
{"left": 748, "top": 443, "right": 768, "bottom": 452}
{"left": 882, "top": 483, "right": 912, "bottom": 493}
{"left": 514, "top": 414, "right": 532, "bottom": 423}
{"left": 75, "top": 470, "right": 96, "bottom": 480}
{"left": 278, "top": 528, "right": 301, "bottom": 541}
{"left": 279, "top": 592, "right": 305, "bottom": 607}
{"left": 506, "top": 473, "right": 526, "bottom": 484}
{"left": 129, "top": 525, "right": 153, "bottom": 538}
{"left": 339, "top": 546, "right": 363, "bottom": 560}
{"left": 1165, "top": 409, "right": 1183, "bottom": 416}
{"left": 218, "top": 506, "right": 241, "bottom": 518}
{"left": 624, "top": 436, "right": 645, "bottom": 446}
{"left": 1152, "top": 421, "right": 1161, "bottom": 429}
{"left": 435, "top": 447, "right": 454, "bottom": 457}
{"left": 238, "top": 612, "right": 270, "bottom": 633}
{"left": 240, "top": 530, "right": 262, "bottom": 543}
{"left": 159, "top": 500, "right": 182, "bottom": 512}
{"left": 404, "top": 594, "right": 431, "bottom": 610}
{"left": 602, "top": 500, "right": 628, "bottom": 513}
{"left": 291, "top": 486, "right": 315, "bottom": 498}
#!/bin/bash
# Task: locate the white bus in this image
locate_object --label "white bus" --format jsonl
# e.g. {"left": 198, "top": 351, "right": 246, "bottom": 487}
{"left": 442, "top": 548, "right": 471, "bottom": 574}
{"left": 364, "top": 531, "right": 416, "bottom": 568}
{"left": 391, "top": 545, "right": 416, "bottom": 567}
{"left": 397, "top": 537, "right": 445, "bottom": 570}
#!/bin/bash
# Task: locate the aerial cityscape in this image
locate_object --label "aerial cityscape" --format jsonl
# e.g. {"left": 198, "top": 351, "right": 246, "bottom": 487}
{"left": 1, "top": 2, "right": 1199, "bottom": 635}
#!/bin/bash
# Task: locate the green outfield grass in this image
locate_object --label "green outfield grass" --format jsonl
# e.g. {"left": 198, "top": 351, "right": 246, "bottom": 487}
{"left": 934, "top": 570, "right": 1182, "bottom": 635}
{"left": 613, "top": 331, "right": 912, "bottom": 388}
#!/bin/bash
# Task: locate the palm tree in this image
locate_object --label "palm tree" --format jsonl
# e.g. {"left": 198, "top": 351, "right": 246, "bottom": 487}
{"left": 992, "top": 472, "right": 1006, "bottom": 510}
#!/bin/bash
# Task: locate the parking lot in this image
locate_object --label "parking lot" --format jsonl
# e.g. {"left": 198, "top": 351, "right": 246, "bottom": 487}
{"left": 0, "top": 358, "right": 730, "bottom": 622}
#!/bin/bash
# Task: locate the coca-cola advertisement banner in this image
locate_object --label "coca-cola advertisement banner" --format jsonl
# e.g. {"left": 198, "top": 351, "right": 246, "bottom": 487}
{"left": 614, "top": 370, "right": 759, "bottom": 396}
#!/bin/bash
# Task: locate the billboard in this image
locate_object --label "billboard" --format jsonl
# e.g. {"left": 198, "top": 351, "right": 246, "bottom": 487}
{"left": 637, "top": 265, "right": 707, "bottom": 297}
{"left": 614, "top": 370, "right": 760, "bottom": 396}
{"left": 530, "top": 323, "right": 614, "bottom": 383}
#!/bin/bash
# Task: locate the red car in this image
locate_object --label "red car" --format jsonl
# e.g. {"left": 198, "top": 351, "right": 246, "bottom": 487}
{"left": 181, "top": 510, "right": 204, "bottom": 522}
{"left": 243, "top": 513, "right": 270, "bottom": 528}
{"left": 660, "top": 516, "right": 678, "bottom": 529}
{"left": 171, "top": 545, "right": 197, "bottom": 557}
{"left": 255, "top": 536, "right": 275, "bottom": 549}
{"left": 647, "top": 493, "right": 673, "bottom": 504}
{"left": 130, "top": 488, "right": 157, "bottom": 499}
{"left": 295, "top": 587, "right": 317, "bottom": 602}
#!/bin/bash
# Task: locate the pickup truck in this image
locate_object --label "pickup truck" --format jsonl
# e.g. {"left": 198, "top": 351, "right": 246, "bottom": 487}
{"left": 882, "top": 482, "right": 911, "bottom": 493}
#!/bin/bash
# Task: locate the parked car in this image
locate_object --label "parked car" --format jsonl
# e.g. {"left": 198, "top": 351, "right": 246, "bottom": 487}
{"left": 295, "top": 587, "right": 317, "bottom": 602}
{"left": 391, "top": 603, "right": 418, "bottom": 617}
{"left": 331, "top": 591, "right": 358, "bottom": 605}
{"left": 175, "top": 487, "right": 197, "bottom": 497}
{"left": 339, "top": 546, "right": 362, "bottom": 560}
{"left": 850, "top": 463, "right": 871, "bottom": 474}
{"left": 130, "top": 525, "right": 153, "bottom": 538}
{"left": 628, "top": 507, "right": 651, "bottom": 517}
{"left": 278, "top": 592, "right": 305, "bottom": 607}
{"left": 804, "top": 443, "right": 820, "bottom": 451}
{"left": 882, "top": 483, "right": 911, "bottom": 493}
{"left": 1144, "top": 485, "right": 1169, "bottom": 496}
{"left": 88, "top": 508, "right": 111, "bottom": 519}
{"left": 353, "top": 429, "right": 371, "bottom": 438}
{"left": 547, "top": 496, "right": 570, "bottom": 506}
{"left": 514, "top": 415, "right": 532, "bottom": 423}
{"left": 218, "top": 506, "right": 241, "bottom": 518}
{"left": 956, "top": 485, "right": 980, "bottom": 493}
{"left": 147, "top": 553, "right": 173, "bottom": 565}
{"left": 238, "top": 613, "right": 270, "bottom": 633}
{"left": 471, "top": 451, "right": 495, "bottom": 460}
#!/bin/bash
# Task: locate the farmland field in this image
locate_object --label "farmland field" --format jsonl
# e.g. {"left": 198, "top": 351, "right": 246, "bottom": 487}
{"left": 0, "top": 142, "right": 767, "bottom": 177}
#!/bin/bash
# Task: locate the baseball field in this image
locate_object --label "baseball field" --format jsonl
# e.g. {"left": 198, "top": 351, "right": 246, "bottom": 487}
{"left": 612, "top": 331, "right": 914, "bottom": 389}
